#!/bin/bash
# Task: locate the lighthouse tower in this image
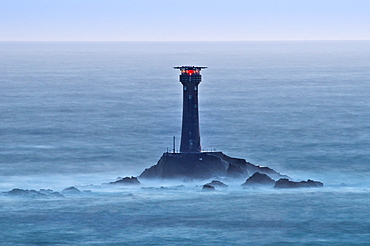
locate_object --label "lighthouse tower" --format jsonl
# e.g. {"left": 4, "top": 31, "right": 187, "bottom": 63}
{"left": 174, "top": 66, "right": 207, "bottom": 153}
{"left": 139, "top": 66, "right": 290, "bottom": 182}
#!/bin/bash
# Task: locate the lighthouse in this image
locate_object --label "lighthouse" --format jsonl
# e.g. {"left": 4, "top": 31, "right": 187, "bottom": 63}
{"left": 139, "top": 66, "right": 291, "bottom": 182}
{"left": 174, "top": 66, "right": 207, "bottom": 152}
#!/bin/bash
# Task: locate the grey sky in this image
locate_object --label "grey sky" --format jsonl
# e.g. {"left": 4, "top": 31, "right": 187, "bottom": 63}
{"left": 1, "top": 0, "right": 369, "bottom": 41}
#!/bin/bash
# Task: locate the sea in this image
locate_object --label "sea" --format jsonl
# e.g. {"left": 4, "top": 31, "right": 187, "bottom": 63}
{"left": 0, "top": 41, "right": 369, "bottom": 245}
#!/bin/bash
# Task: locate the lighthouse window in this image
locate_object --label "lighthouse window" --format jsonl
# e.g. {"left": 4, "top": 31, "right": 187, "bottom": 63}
{"left": 194, "top": 86, "right": 197, "bottom": 90}
{"left": 189, "top": 95, "right": 192, "bottom": 99}
{"left": 184, "top": 86, "right": 187, "bottom": 90}
{"left": 194, "top": 104, "right": 197, "bottom": 108}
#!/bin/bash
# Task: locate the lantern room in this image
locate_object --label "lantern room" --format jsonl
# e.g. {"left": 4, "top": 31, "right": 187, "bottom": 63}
{"left": 174, "top": 66, "right": 207, "bottom": 84}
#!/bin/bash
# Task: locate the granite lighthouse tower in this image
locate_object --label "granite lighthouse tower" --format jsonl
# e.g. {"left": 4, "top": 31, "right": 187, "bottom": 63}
{"left": 174, "top": 66, "right": 207, "bottom": 152}
{"left": 139, "top": 66, "right": 290, "bottom": 182}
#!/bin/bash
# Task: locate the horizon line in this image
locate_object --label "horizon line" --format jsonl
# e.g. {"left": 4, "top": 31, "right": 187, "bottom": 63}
{"left": 1, "top": 39, "right": 370, "bottom": 42}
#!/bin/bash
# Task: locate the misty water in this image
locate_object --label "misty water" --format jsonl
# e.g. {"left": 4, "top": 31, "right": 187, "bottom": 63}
{"left": 0, "top": 41, "right": 369, "bottom": 245}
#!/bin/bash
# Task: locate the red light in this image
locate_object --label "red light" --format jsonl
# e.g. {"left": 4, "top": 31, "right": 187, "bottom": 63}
{"left": 187, "top": 70, "right": 195, "bottom": 75}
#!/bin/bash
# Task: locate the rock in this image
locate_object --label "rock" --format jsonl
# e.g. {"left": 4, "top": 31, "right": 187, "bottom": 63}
{"left": 7, "top": 188, "right": 31, "bottom": 197}
{"left": 39, "top": 189, "right": 64, "bottom": 198}
{"left": 304, "top": 179, "right": 324, "bottom": 188}
{"left": 109, "top": 176, "right": 141, "bottom": 185}
{"left": 205, "top": 180, "right": 228, "bottom": 188}
{"left": 6, "top": 188, "right": 64, "bottom": 198}
{"left": 242, "top": 172, "right": 275, "bottom": 188}
{"left": 139, "top": 151, "right": 287, "bottom": 181}
{"left": 51, "top": 192, "right": 64, "bottom": 197}
{"left": 274, "top": 178, "right": 324, "bottom": 189}
{"left": 62, "top": 186, "right": 81, "bottom": 194}
{"left": 202, "top": 184, "right": 215, "bottom": 191}
{"left": 141, "top": 185, "right": 185, "bottom": 190}
{"left": 140, "top": 152, "right": 228, "bottom": 180}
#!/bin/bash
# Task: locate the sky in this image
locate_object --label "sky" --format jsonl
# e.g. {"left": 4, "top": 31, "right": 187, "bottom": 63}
{"left": 1, "top": 0, "right": 370, "bottom": 41}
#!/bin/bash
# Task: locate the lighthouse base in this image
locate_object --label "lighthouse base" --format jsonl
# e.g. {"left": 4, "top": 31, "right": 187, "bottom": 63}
{"left": 139, "top": 152, "right": 288, "bottom": 181}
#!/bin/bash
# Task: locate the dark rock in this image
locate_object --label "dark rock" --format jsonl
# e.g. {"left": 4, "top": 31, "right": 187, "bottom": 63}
{"left": 140, "top": 151, "right": 287, "bottom": 181}
{"left": 304, "top": 179, "right": 324, "bottom": 188}
{"left": 225, "top": 163, "right": 245, "bottom": 179}
{"left": 39, "top": 189, "right": 53, "bottom": 194}
{"left": 242, "top": 172, "right": 275, "bottom": 188}
{"left": 140, "top": 152, "right": 228, "bottom": 180}
{"left": 39, "top": 189, "right": 64, "bottom": 198}
{"left": 206, "top": 180, "right": 228, "bottom": 188}
{"left": 62, "top": 186, "right": 81, "bottom": 194}
{"left": 51, "top": 192, "right": 64, "bottom": 197}
{"left": 202, "top": 184, "right": 215, "bottom": 191}
{"left": 6, "top": 188, "right": 64, "bottom": 198}
{"left": 274, "top": 178, "right": 324, "bottom": 189}
{"left": 109, "top": 176, "right": 141, "bottom": 185}
{"left": 142, "top": 185, "right": 185, "bottom": 190}
{"left": 7, "top": 188, "right": 30, "bottom": 197}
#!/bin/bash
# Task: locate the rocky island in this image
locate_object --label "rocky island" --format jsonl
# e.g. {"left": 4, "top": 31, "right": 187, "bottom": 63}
{"left": 138, "top": 66, "right": 322, "bottom": 187}
{"left": 139, "top": 151, "right": 287, "bottom": 181}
